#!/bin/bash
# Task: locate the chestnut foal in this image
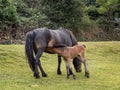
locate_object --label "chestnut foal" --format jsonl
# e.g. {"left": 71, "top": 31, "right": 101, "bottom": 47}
{"left": 48, "top": 44, "right": 89, "bottom": 79}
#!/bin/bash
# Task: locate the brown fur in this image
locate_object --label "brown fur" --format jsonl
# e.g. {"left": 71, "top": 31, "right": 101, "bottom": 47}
{"left": 47, "top": 44, "right": 89, "bottom": 79}
{"left": 47, "top": 35, "right": 56, "bottom": 47}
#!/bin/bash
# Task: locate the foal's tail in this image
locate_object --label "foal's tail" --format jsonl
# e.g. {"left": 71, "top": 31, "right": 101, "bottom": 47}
{"left": 25, "top": 31, "right": 35, "bottom": 72}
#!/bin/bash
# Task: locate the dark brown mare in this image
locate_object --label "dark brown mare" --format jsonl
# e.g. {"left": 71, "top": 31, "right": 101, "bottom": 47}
{"left": 49, "top": 44, "right": 89, "bottom": 79}
{"left": 25, "top": 28, "right": 81, "bottom": 78}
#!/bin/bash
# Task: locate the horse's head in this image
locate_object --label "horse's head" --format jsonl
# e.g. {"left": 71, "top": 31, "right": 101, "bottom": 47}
{"left": 73, "top": 57, "right": 82, "bottom": 72}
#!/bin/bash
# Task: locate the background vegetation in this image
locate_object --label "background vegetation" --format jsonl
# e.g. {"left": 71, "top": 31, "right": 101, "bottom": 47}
{"left": 0, "top": 42, "right": 120, "bottom": 90}
{"left": 0, "top": 0, "right": 120, "bottom": 43}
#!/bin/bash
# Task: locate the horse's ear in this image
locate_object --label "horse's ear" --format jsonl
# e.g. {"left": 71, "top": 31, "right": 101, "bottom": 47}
{"left": 82, "top": 44, "right": 86, "bottom": 48}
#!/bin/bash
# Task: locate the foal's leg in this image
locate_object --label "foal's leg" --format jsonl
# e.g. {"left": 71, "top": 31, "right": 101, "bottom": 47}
{"left": 65, "top": 60, "right": 76, "bottom": 79}
{"left": 68, "top": 61, "right": 76, "bottom": 79}
{"left": 84, "top": 59, "right": 89, "bottom": 78}
{"left": 81, "top": 57, "right": 89, "bottom": 78}
{"left": 57, "top": 55, "right": 72, "bottom": 75}
{"left": 57, "top": 55, "right": 62, "bottom": 75}
{"left": 65, "top": 62, "right": 70, "bottom": 79}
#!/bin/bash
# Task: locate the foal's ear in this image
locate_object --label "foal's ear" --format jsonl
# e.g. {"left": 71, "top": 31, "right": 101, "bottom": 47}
{"left": 82, "top": 44, "right": 86, "bottom": 48}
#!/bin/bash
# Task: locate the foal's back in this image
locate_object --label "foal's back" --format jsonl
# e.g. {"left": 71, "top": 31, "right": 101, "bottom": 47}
{"left": 62, "top": 45, "right": 86, "bottom": 59}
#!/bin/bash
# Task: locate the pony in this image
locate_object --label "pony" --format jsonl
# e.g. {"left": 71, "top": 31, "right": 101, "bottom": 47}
{"left": 25, "top": 28, "right": 81, "bottom": 78}
{"left": 49, "top": 44, "right": 89, "bottom": 79}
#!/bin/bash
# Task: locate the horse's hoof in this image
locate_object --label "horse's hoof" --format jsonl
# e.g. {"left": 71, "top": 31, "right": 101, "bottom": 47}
{"left": 67, "top": 76, "right": 69, "bottom": 79}
{"left": 85, "top": 72, "right": 90, "bottom": 78}
{"left": 34, "top": 73, "right": 40, "bottom": 79}
{"left": 66, "top": 74, "right": 70, "bottom": 79}
{"left": 42, "top": 73, "right": 48, "bottom": 77}
{"left": 57, "top": 71, "right": 62, "bottom": 75}
{"left": 77, "top": 68, "right": 82, "bottom": 73}
{"left": 79, "top": 68, "right": 82, "bottom": 72}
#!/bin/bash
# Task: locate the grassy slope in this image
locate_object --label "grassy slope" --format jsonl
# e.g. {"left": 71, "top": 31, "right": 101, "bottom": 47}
{"left": 0, "top": 41, "right": 120, "bottom": 90}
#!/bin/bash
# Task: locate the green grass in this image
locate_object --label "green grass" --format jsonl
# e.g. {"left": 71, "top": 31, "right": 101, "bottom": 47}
{"left": 0, "top": 41, "right": 120, "bottom": 90}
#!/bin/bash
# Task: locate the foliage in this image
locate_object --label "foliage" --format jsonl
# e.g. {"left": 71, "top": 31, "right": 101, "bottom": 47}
{"left": 12, "top": 0, "right": 44, "bottom": 28}
{"left": 0, "top": 0, "right": 120, "bottom": 41}
{"left": 41, "top": 0, "right": 85, "bottom": 31}
{"left": 0, "top": 0, "right": 18, "bottom": 29}
{"left": 96, "top": 0, "right": 118, "bottom": 14}
{"left": 96, "top": 0, "right": 119, "bottom": 32}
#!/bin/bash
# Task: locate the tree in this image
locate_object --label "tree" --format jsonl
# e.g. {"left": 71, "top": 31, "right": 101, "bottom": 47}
{"left": 41, "top": 0, "right": 84, "bottom": 31}
{"left": 96, "top": 0, "right": 119, "bottom": 32}
{"left": 0, "top": 0, "right": 19, "bottom": 43}
{"left": 0, "top": 0, "right": 18, "bottom": 26}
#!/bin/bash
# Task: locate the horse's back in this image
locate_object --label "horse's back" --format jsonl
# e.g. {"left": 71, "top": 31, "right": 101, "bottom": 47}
{"left": 50, "top": 29, "right": 73, "bottom": 45}
{"left": 27, "top": 28, "right": 77, "bottom": 49}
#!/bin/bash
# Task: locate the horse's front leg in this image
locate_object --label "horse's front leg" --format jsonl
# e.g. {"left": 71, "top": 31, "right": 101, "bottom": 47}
{"left": 57, "top": 55, "right": 62, "bottom": 75}
{"left": 35, "top": 49, "right": 47, "bottom": 78}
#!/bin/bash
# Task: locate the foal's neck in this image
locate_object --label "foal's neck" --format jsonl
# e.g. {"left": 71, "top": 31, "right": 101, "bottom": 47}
{"left": 51, "top": 45, "right": 85, "bottom": 59}
{"left": 52, "top": 47, "right": 67, "bottom": 56}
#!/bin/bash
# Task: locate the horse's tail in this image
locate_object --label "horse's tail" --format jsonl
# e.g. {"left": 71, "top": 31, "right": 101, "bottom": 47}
{"left": 25, "top": 31, "right": 35, "bottom": 72}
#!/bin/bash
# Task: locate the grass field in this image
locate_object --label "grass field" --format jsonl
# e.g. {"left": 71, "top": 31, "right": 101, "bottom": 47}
{"left": 0, "top": 41, "right": 120, "bottom": 90}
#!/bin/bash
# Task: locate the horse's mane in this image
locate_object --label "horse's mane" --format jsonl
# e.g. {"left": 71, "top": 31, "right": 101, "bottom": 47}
{"left": 61, "top": 29, "right": 78, "bottom": 46}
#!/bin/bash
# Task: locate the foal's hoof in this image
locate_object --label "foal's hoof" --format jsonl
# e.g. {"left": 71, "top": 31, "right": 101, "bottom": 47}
{"left": 42, "top": 73, "right": 48, "bottom": 77}
{"left": 76, "top": 68, "right": 82, "bottom": 73}
{"left": 34, "top": 73, "right": 40, "bottom": 79}
{"left": 73, "top": 75, "right": 76, "bottom": 80}
{"left": 85, "top": 72, "right": 90, "bottom": 78}
{"left": 67, "top": 76, "right": 69, "bottom": 79}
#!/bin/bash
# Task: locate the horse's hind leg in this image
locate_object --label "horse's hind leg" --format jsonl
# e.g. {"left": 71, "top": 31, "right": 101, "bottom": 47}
{"left": 57, "top": 55, "right": 62, "bottom": 75}
{"left": 35, "top": 49, "right": 47, "bottom": 78}
{"left": 34, "top": 50, "right": 41, "bottom": 78}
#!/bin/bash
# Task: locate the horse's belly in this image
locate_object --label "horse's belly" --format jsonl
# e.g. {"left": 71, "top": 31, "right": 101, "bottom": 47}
{"left": 45, "top": 48, "right": 56, "bottom": 54}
